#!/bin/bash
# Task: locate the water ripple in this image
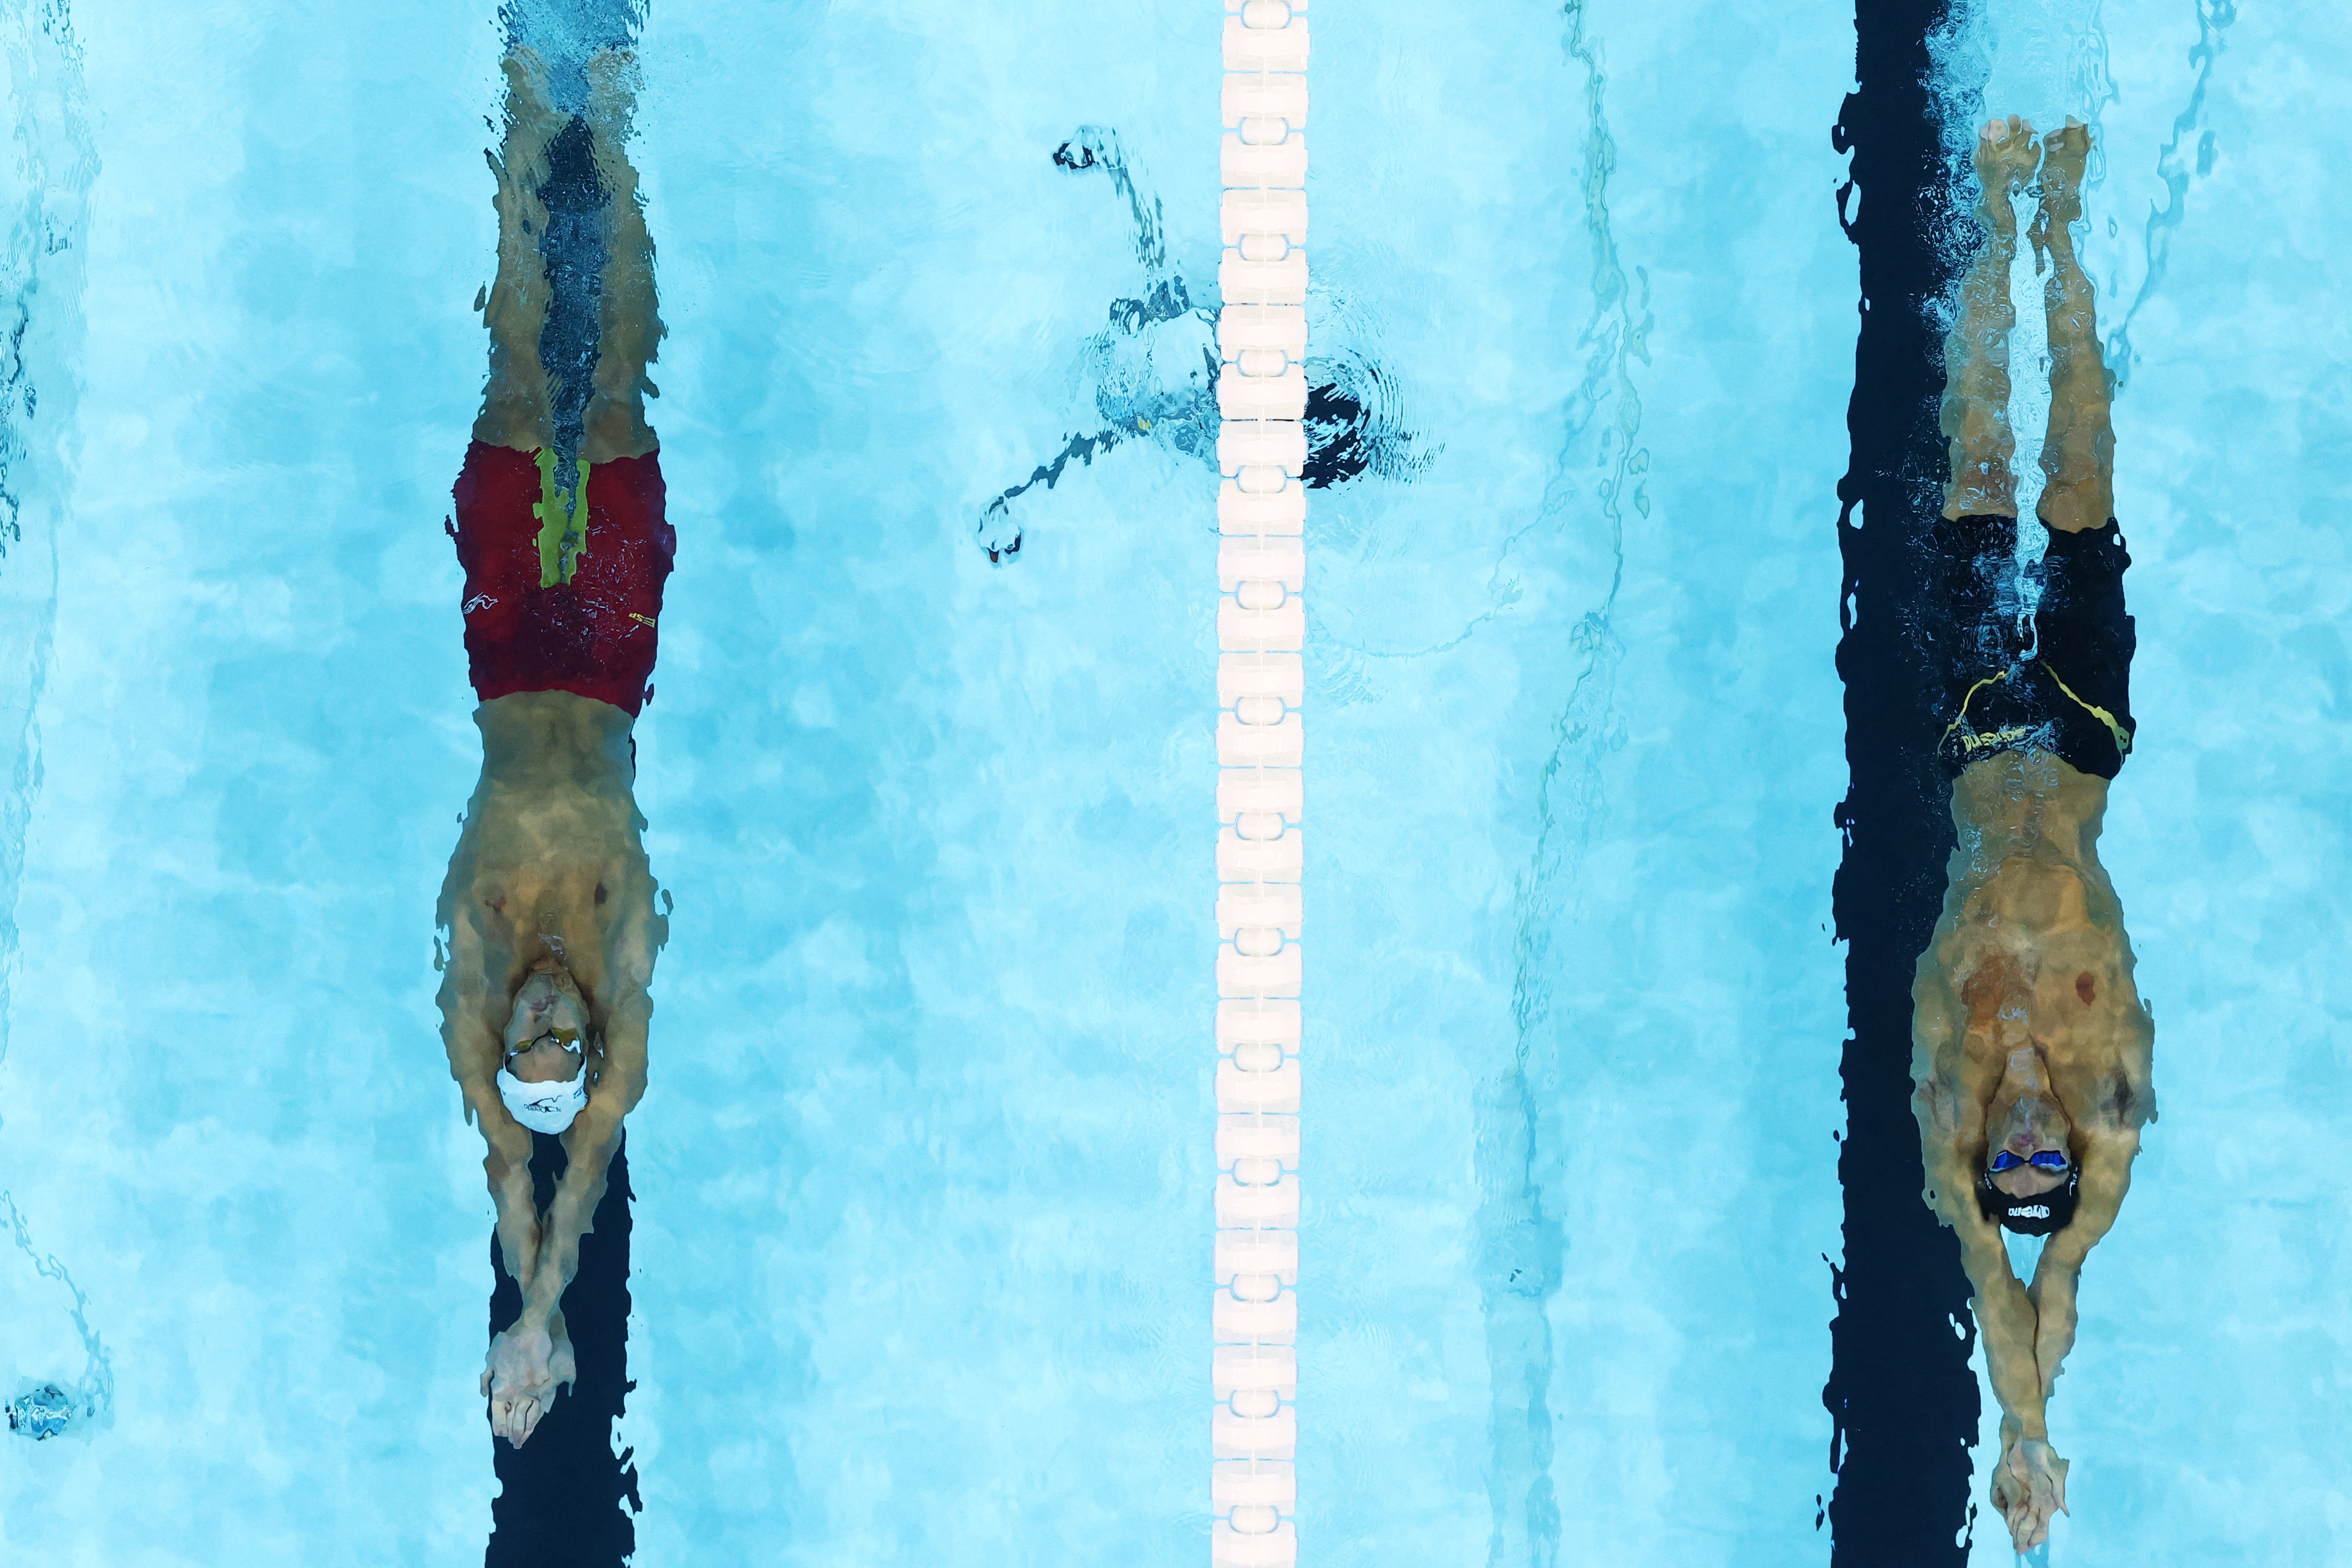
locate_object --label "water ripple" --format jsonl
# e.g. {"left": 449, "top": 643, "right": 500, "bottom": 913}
{"left": 2101, "top": 0, "right": 2236, "bottom": 394}
{"left": 1472, "top": 3, "right": 1652, "bottom": 1563}
{"left": 0, "top": 0, "right": 103, "bottom": 1445}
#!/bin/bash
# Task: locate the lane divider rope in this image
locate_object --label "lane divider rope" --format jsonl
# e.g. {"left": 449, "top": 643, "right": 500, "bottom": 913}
{"left": 1212, "top": 0, "right": 1307, "bottom": 1563}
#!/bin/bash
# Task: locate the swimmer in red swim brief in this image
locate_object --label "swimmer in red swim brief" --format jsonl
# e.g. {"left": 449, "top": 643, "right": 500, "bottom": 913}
{"left": 435, "top": 47, "right": 670, "bottom": 1454}
{"left": 448, "top": 38, "right": 673, "bottom": 718}
{"left": 451, "top": 439, "right": 670, "bottom": 714}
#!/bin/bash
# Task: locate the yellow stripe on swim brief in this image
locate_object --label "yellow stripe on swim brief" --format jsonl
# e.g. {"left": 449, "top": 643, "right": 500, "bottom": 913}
{"left": 533, "top": 448, "right": 593, "bottom": 588}
{"left": 1940, "top": 661, "right": 2134, "bottom": 763}
{"left": 2040, "top": 661, "right": 2134, "bottom": 759}
{"left": 1940, "top": 666, "right": 2016, "bottom": 754}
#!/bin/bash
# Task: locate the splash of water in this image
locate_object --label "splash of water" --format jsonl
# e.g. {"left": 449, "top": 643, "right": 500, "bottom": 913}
{"left": 974, "top": 130, "right": 1215, "bottom": 563}
{"left": 1472, "top": 3, "right": 1651, "bottom": 1562}
{"left": 1052, "top": 131, "right": 1169, "bottom": 274}
{"left": 499, "top": 0, "right": 646, "bottom": 114}
{"left": 976, "top": 130, "right": 1432, "bottom": 563}
{"left": 2, "top": 1191, "right": 113, "bottom": 1438}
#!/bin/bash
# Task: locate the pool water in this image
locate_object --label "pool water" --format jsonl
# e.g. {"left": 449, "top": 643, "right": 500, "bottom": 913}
{"left": 1, "top": 0, "right": 2346, "bottom": 1563}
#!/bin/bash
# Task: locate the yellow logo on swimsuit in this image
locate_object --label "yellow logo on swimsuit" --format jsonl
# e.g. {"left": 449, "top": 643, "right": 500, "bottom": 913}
{"left": 1942, "top": 666, "right": 2019, "bottom": 753}
{"left": 1942, "top": 662, "right": 2134, "bottom": 760}
{"left": 533, "top": 449, "right": 593, "bottom": 588}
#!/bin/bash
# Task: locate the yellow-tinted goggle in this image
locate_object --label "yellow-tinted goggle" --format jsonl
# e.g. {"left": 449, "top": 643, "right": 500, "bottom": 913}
{"left": 505, "top": 1025, "right": 583, "bottom": 1065}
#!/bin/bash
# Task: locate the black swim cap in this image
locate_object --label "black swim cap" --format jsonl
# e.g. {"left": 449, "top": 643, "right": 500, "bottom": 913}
{"left": 1977, "top": 1165, "right": 2080, "bottom": 1236}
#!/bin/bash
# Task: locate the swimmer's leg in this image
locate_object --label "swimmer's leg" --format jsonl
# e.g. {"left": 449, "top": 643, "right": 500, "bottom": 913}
{"left": 2031, "top": 119, "right": 2115, "bottom": 534}
{"left": 475, "top": 51, "right": 566, "bottom": 454}
{"left": 1940, "top": 116, "right": 2038, "bottom": 521}
{"left": 581, "top": 49, "right": 664, "bottom": 465}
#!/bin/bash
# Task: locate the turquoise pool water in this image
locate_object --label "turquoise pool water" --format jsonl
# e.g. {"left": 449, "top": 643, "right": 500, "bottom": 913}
{"left": 1, "top": 0, "right": 2345, "bottom": 1563}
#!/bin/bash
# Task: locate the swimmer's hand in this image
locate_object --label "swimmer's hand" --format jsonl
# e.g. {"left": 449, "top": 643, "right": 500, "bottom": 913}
{"left": 482, "top": 1315, "right": 577, "bottom": 1447}
{"left": 1991, "top": 1432, "right": 2069, "bottom": 1553}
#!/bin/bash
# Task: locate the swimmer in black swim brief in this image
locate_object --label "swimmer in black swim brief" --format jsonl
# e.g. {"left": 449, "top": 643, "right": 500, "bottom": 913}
{"left": 1929, "top": 508, "right": 2136, "bottom": 782}
{"left": 1905, "top": 116, "right": 2158, "bottom": 1558}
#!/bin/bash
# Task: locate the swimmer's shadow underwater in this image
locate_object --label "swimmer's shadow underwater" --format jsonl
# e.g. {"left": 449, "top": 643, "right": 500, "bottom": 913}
{"left": 480, "top": 1131, "right": 642, "bottom": 1560}
{"left": 973, "top": 127, "right": 1434, "bottom": 564}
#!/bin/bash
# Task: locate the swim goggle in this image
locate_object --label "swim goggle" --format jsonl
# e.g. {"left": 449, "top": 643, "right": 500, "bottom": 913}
{"left": 505, "top": 1025, "right": 584, "bottom": 1065}
{"left": 1988, "top": 1149, "right": 2069, "bottom": 1174}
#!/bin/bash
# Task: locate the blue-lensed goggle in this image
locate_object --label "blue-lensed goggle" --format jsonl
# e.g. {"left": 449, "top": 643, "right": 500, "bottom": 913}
{"left": 1989, "top": 1149, "right": 2069, "bottom": 1174}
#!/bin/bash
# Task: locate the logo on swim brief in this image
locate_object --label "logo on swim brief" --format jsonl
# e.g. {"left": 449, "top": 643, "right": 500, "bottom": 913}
{"left": 463, "top": 593, "right": 499, "bottom": 615}
{"left": 2013, "top": 1204, "right": 2050, "bottom": 1219}
{"left": 629, "top": 612, "right": 656, "bottom": 629}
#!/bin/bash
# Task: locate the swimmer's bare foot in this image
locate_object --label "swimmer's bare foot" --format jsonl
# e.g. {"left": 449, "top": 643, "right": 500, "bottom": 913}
{"left": 1975, "top": 114, "right": 2041, "bottom": 227}
{"left": 2031, "top": 116, "right": 2091, "bottom": 260}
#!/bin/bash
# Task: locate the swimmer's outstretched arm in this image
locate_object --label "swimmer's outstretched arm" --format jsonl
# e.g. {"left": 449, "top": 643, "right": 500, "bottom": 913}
{"left": 511, "top": 905, "right": 653, "bottom": 1334}
{"left": 467, "top": 895, "right": 651, "bottom": 1448}
{"left": 437, "top": 900, "right": 544, "bottom": 1283}
{"left": 1914, "top": 980, "right": 2073, "bottom": 1550}
{"left": 2024, "top": 1110, "right": 2141, "bottom": 1399}
{"left": 2042, "top": 932, "right": 2153, "bottom": 1378}
{"left": 1910, "top": 1038, "right": 2051, "bottom": 1439}
{"left": 503, "top": 1001, "right": 645, "bottom": 1348}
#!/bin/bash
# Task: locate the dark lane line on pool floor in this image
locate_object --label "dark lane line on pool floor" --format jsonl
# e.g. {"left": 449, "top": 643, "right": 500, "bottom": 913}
{"left": 1824, "top": 0, "right": 1979, "bottom": 1559}
{"left": 1474, "top": 2, "right": 1651, "bottom": 1562}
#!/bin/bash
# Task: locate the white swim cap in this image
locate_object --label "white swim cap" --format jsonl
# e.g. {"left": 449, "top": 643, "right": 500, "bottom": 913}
{"left": 497, "top": 1063, "right": 589, "bottom": 1134}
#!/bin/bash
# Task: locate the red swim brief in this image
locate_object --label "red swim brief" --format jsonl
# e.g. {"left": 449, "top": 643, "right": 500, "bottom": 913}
{"left": 450, "top": 439, "right": 673, "bottom": 716}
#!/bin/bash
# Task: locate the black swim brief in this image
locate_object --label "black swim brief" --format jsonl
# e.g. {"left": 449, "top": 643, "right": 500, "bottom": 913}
{"left": 1929, "top": 512, "right": 2137, "bottom": 780}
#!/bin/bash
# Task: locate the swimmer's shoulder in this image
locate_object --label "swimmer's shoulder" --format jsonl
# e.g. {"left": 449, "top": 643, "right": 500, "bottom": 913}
{"left": 2048, "top": 976, "right": 2155, "bottom": 1131}
{"left": 2062, "top": 1053, "right": 2154, "bottom": 1136}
